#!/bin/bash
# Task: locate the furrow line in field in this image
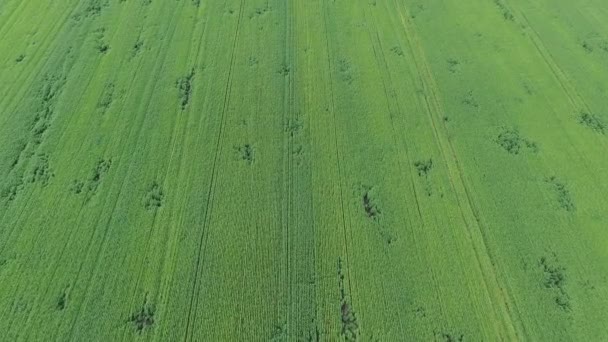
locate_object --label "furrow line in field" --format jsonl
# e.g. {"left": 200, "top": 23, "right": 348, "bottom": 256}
{"left": 183, "top": 1, "right": 245, "bottom": 339}
{"left": 393, "top": 1, "right": 524, "bottom": 339}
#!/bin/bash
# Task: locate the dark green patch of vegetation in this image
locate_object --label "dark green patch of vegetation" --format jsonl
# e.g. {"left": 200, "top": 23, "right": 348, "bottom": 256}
{"left": 132, "top": 39, "right": 144, "bottom": 58}
{"left": 545, "top": 176, "right": 575, "bottom": 212}
{"left": 447, "top": 58, "right": 460, "bottom": 73}
{"left": 144, "top": 182, "right": 165, "bottom": 211}
{"left": 338, "top": 58, "right": 354, "bottom": 84}
{"left": 15, "top": 54, "right": 25, "bottom": 63}
{"left": 493, "top": 0, "right": 515, "bottom": 21}
{"left": 97, "top": 43, "right": 109, "bottom": 54}
{"left": 435, "top": 331, "right": 464, "bottom": 342}
{"left": 25, "top": 153, "right": 54, "bottom": 186}
{"left": 414, "top": 159, "right": 433, "bottom": 177}
{"left": 539, "top": 254, "right": 571, "bottom": 312}
{"left": 69, "top": 180, "right": 85, "bottom": 194}
{"left": 129, "top": 304, "right": 155, "bottom": 333}
{"left": 247, "top": 56, "right": 258, "bottom": 67}
{"left": 97, "top": 83, "right": 115, "bottom": 113}
{"left": 285, "top": 118, "right": 303, "bottom": 137}
{"left": 176, "top": 68, "right": 195, "bottom": 110}
{"left": 578, "top": 112, "right": 605, "bottom": 134}
{"left": 581, "top": 41, "right": 594, "bottom": 53}
{"left": 56, "top": 291, "right": 67, "bottom": 310}
{"left": 462, "top": 90, "right": 479, "bottom": 108}
{"left": 337, "top": 258, "right": 358, "bottom": 341}
{"left": 278, "top": 63, "right": 291, "bottom": 77}
{"left": 414, "top": 159, "right": 434, "bottom": 196}
{"left": 495, "top": 127, "right": 538, "bottom": 155}
{"left": 84, "top": 0, "right": 109, "bottom": 17}
{"left": 362, "top": 186, "right": 381, "bottom": 220}
{"left": 71, "top": 158, "right": 112, "bottom": 201}
{"left": 249, "top": 4, "right": 270, "bottom": 19}
{"left": 390, "top": 46, "right": 404, "bottom": 56}
{"left": 236, "top": 144, "right": 255, "bottom": 164}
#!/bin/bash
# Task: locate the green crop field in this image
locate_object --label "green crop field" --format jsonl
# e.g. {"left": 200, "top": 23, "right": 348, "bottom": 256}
{"left": 1, "top": 0, "right": 607, "bottom": 340}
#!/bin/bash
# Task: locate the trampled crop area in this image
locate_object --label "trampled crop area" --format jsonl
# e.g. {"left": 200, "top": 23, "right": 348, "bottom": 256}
{"left": 0, "top": 0, "right": 607, "bottom": 340}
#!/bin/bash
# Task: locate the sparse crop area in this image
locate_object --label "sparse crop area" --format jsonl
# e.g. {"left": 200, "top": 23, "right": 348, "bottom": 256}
{"left": 0, "top": 0, "right": 607, "bottom": 340}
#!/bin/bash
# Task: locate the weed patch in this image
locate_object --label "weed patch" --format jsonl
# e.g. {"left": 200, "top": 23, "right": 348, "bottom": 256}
{"left": 235, "top": 144, "right": 255, "bottom": 164}
{"left": 132, "top": 39, "right": 144, "bottom": 58}
{"left": 461, "top": 90, "right": 479, "bottom": 108}
{"left": 278, "top": 63, "right": 291, "bottom": 77}
{"left": 493, "top": 0, "right": 515, "bottom": 21}
{"left": 390, "top": 46, "right": 404, "bottom": 56}
{"left": 25, "top": 153, "right": 54, "bottom": 186}
{"left": 1, "top": 180, "right": 23, "bottom": 202}
{"left": 495, "top": 127, "right": 538, "bottom": 155}
{"left": 337, "top": 258, "right": 358, "bottom": 341}
{"left": 447, "top": 58, "right": 460, "bottom": 73}
{"left": 56, "top": 291, "right": 67, "bottom": 310}
{"left": 414, "top": 159, "right": 434, "bottom": 196}
{"left": 338, "top": 58, "right": 353, "bottom": 84}
{"left": 176, "top": 68, "right": 195, "bottom": 110}
{"left": 144, "top": 182, "right": 165, "bottom": 211}
{"left": 129, "top": 304, "right": 155, "bottom": 333}
{"left": 15, "top": 54, "right": 25, "bottom": 63}
{"left": 414, "top": 159, "right": 433, "bottom": 177}
{"left": 84, "top": 0, "right": 109, "bottom": 17}
{"left": 285, "top": 118, "right": 303, "bottom": 137}
{"left": 578, "top": 112, "right": 605, "bottom": 134}
{"left": 69, "top": 180, "right": 84, "bottom": 195}
{"left": 581, "top": 41, "right": 593, "bottom": 53}
{"left": 539, "top": 253, "right": 571, "bottom": 312}
{"left": 97, "top": 83, "right": 115, "bottom": 113}
{"left": 545, "top": 176, "right": 575, "bottom": 212}
{"left": 362, "top": 186, "right": 381, "bottom": 221}
{"left": 71, "top": 158, "right": 112, "bottom": 200}
{"left": 435, "top": 331, "right": 464, "bottom": 342}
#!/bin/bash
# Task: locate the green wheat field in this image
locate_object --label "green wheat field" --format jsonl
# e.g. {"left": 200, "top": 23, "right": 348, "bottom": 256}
{"left": 0, "top": 0, "right": 607, "bottom": 340}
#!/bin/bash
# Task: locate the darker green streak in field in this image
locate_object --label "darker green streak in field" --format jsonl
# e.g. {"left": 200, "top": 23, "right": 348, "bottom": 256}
{"left": 144, "top": 182, "right": 165, "bottom": 211}
{"left": 176, "top": 69, "right": 195, "bottom": 111}
{"left": 578, "top": 112, "right": 605, "bottom": 135}
{"left": 415, "top": 159, "right": 435, "bottom": 196}
{"left": 69, "top": 159, "right": 112, "bottom": 200}
{"left": 97, "top": 83, "right": 115, "bottom": 114}
{"left": 337, "top": 258, "right": 358, "bottom": 341}
{"left": 539, "top": 254, "right": 571, "bottom": 312}
{"left": 129, "top": 305, "right": 155, "bottom": 333}
{"left": 434, "top": 331, "right": 465, "bottom": 342}
{"left": 362, "top": 186, "right": 381, "bottom": 221}
{"left": 495, "top": 127, "right": 538, "bottom": 155}
{"left": 235, "top": 144, "right": 255, "bottom": 165}
{"left": 25, "top": 154, "right": 54, "bottom": 187}
{"left": 545, "top": 176, "right": 575, "bottom": 212}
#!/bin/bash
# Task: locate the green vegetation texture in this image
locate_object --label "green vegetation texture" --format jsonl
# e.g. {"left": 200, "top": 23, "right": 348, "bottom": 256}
{"left": 0, "top": 0, "right": 607, "bottom": 340}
